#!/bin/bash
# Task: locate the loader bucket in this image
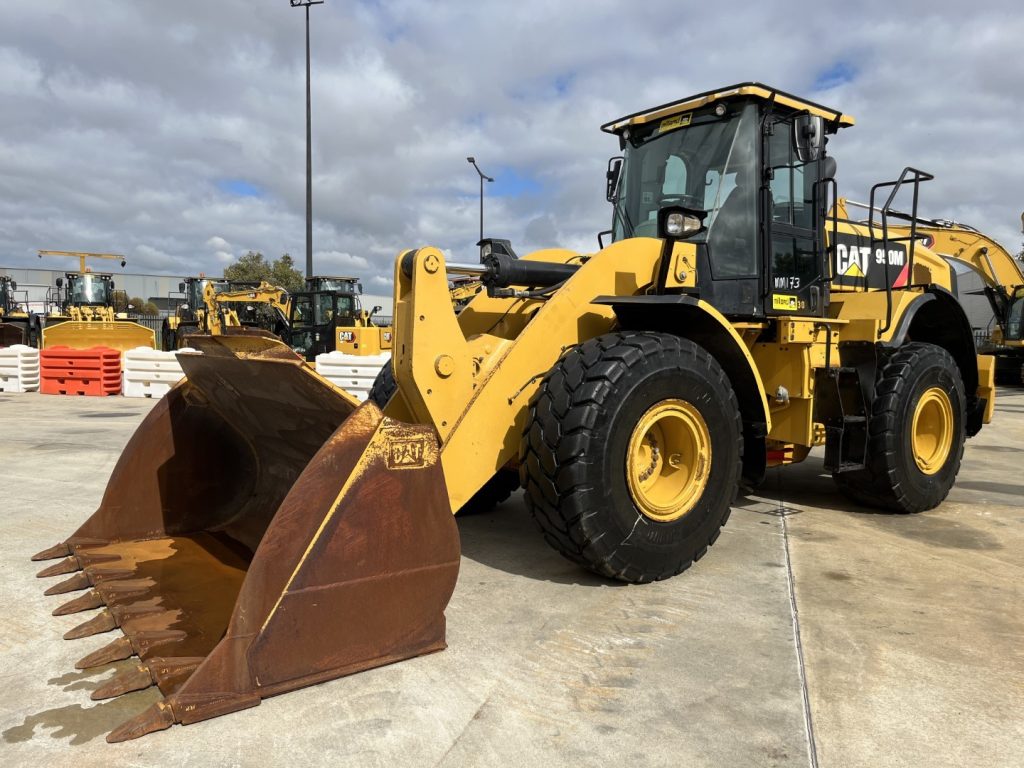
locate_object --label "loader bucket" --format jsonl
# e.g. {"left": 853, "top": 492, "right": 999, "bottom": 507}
{"left": 42, "top": 319, "right": 157, "bottom": 352}
{"left": 32, "top": 335, "right": 460, "bottom": 742}
{"left": 0, "top": 321, "right": 26, "bottom": 347}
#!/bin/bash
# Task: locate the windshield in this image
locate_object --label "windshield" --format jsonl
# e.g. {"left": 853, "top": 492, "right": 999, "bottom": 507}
{"left": 293, "top": 293, "right": 358, "bottom": 327}
{"left": 1008, "top": 296, "right": 1024, "bottom": 341}
{"left": 68, "top": 274, "right": 111, "bottom": 305}
{"left": 313, "top": 278, "right": 359, "bottom": 294}
{"left": 612, "top": 102, "right": 759, "bottom": 277}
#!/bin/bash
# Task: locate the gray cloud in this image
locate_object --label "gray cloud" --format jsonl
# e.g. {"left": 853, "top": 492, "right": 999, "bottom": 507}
{"left": 1, "top": 0, "right": 1022, "bottom": 286}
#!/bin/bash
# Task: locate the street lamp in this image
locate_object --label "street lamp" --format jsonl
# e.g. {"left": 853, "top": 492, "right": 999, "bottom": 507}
{"left": 290, "top": 0, "right": 324, "bottom": 279}
{"left": 466, "top": 157, "right": 494, "bottom": 248}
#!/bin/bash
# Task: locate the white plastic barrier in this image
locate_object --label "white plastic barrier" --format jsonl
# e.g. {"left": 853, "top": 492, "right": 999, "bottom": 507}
{"left": 315, "top": 351, "right": 390, "bottom": 402}
{"left": 122, "top": 346, "right": 196, "bottom": 399}
{"left": 0, "top": 344, "right": 41, "bottom": 393}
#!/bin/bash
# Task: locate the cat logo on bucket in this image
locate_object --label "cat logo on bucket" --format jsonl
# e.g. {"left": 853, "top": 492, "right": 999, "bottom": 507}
{"left": 388, "top": 438, "right": 427, "bottom": 469}
{"left": 339, "top": 331, "right": 355, "bottom": 343}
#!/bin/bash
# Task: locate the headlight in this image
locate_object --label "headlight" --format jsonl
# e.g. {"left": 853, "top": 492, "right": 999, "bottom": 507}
{"left": 665, "top": 212, "right": 702, "bottom": 237}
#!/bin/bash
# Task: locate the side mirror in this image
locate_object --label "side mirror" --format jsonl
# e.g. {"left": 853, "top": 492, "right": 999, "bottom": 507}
{"left": 793, "top": 114, "right": 825, "bottom": 163}
{"left": 9, "top": 281, "right": 16, "bottom": 291}
{"left": 110, "top": 280, "right": 116, "bottom": 290}
{"left": 56, "top": 277, "right": 63, "bottom": 289}
{"left": 178, "top": 282, "right": 186, "bottom": 293}
{"left": 606, "top": 157, "right": 623, "bottom": 202}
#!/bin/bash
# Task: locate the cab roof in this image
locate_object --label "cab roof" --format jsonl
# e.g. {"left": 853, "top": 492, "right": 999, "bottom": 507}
{"left": 601, "top": 82, "right": 855, "bottom": 135}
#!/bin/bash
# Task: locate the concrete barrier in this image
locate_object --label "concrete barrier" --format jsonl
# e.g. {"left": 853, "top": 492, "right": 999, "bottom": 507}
{"left": 122, "top": 346, "right": 195, "bottom": 399}
{"left": 0, "top": 344, "right": 40, "bottom": 393}
{"left": 315, "top": 351, "right": 390, "bottom": 402}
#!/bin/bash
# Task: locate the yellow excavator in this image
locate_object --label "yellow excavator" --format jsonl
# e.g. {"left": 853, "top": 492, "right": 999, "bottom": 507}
{"left": 163, "top": 278, "right": 292, "bottom": 350}
{"left": 0, "top": 275, "right": 41, "bottom": 347}
{"left": 37, "top": 251, "right": 156, "bottom": 351}
{"left": 873, "top": 213, "right": 1024, "bottom": 383}
{"left": 33, "top": 83, "right": 999, "bottom": 742}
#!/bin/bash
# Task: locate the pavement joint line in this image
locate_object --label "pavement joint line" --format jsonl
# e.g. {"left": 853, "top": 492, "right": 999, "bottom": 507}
{"left": 780, "top": 506, "right": 819, "bottom": 768}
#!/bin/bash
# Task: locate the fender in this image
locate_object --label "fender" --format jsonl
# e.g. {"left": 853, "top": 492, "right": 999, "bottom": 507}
{"left": 593, "top": 294, "right": 772, "bottom": 484}
{"left": 885, "top": 286, "right": 983, "bottom": 435}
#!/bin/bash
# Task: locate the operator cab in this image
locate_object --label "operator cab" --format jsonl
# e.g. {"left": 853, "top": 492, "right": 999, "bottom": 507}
{"left": 60, "top": 272, "right": 115, "bottom": 310}
{"left": 288, "top": 277, "right": 365, "bottom": 360}
{"left": 604, "top": 82, "right": 854, "bottom": 318}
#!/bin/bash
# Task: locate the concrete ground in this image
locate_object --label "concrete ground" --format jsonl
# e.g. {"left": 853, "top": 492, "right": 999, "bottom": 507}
{"left": 0, "top": 388, "right": 1020, "bottom": 767}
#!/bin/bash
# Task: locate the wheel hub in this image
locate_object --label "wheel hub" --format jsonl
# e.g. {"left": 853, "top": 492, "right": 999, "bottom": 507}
{"left": 911, "top": 386, "right": 953, "bottom": 475}
{"left": 626, "top": 399, "right": 711, "bottom": 522}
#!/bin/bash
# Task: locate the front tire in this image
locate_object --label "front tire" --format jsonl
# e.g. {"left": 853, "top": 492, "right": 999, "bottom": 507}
{"left": 520, "top": 331, "right": 742, "bottom": 583}
{"left": 833, "top": 342, "right": 965, "bottom": 513}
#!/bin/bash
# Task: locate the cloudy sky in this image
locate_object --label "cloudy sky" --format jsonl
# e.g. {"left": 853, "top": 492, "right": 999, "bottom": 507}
{"left": 1, "top": 0, "right": 1022, "bottom": 289}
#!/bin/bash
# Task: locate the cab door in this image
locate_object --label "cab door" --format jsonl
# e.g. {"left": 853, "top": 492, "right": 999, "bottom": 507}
{"left": 763, "top": 120, "right": 828, "bottom": 317}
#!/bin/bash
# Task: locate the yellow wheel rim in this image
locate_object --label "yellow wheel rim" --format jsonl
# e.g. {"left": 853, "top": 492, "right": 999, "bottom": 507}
{"left": 911, "top": 387, "right": 954, "bottom": 475}
{"left": 626, "top": 399, "right": 711, "bottom": 522}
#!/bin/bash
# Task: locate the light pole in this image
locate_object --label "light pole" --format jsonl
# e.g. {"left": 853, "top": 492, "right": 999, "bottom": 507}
{"left": 467, "top": 157, "right": 494, "bottom": 247}
{"left": 291, "top": 0, "right": 324, "bottom": 279}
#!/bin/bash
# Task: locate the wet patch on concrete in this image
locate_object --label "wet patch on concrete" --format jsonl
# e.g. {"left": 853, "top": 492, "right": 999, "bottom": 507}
{"left": 972, "top": 445, "right": 1023, "bottom": 454}
{"left": 1, "top": 692, "right": 159, "bottom": 746}
{"left": 873, "top": 517, "right": 1002, "bottom": 551}
{"left": 955, "top": 480, "right": 1024, "bottom": 499}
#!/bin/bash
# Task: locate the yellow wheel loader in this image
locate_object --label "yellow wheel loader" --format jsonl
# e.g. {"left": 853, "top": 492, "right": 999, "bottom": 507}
{"left": 37, "top": 251, "right": 157, "bottom": 352}
{"left": 0, "top": 275, "right": 42, "bottom": 347}
{"left": 32, "top": 83, "right": 997, "bottom": 741}
{"left": 287, "top": 275, "right": 393, "bottom": 360}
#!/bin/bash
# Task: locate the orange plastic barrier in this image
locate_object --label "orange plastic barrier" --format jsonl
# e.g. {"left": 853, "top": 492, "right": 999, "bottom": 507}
{"left": 40, "top": 346, "right": 122, "bottom": 396}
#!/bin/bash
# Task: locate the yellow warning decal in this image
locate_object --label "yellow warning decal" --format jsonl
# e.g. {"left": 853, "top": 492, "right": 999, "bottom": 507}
{"left": 773, "top": 294, "right": 799, "bottom": 311}
{"left": 843, "top": 262, "right": 864, "bottom": 278}
{"left": 658, "top": 113, "right": 692, "bottom": 134}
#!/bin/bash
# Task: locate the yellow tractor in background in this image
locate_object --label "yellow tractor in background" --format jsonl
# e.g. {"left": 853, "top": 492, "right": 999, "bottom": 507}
{"left": 0, "top": 275, "right": 42, "bottom": 347}
{"left": 33, "top": 83, "right": 998, "bottom": 742}
{"left": 37, "top": 251, "right": 157, "bottom": 351}
{"left": 286, "top": 275, "right": 392, "bottom": 360}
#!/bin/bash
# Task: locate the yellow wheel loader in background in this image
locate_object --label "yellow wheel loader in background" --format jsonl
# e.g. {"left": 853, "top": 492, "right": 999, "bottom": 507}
{"left": 0, "top": 275, "right": 42, "bottom": 347}
{"left": 37, "top": 251, "right": 157, "bottom": 352}
{"left": 286, "top": 275, "right": 393, "bottom": 360}
{"left": 33, "top": 83, "right": 998, "bottom": 742}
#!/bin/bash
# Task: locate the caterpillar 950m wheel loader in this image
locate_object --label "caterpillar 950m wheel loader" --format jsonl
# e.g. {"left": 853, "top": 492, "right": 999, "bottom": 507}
{"left": 32, "top": 82, "right": 996, "bottom": 741}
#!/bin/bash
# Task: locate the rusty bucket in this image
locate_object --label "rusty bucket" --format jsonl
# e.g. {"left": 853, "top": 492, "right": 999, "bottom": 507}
{"left": 32, "top": 335, "right": 460, "bottom": 741}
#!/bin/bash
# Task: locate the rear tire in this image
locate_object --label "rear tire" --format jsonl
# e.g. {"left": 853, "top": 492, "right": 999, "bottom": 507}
{"left": 520, "top": 331, "right": 742, "bottom": 583}
{"left": 833, "top": 342, "right": 965, "bottom": 513}
{"left": 369, "top": 361, "right": 519, "bottom": 515}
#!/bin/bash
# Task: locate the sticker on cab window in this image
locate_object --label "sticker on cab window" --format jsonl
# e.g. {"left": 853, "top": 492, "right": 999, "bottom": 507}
{"left": 772, "top": 294, "right": 799, "bottom": 311}
{"left": 658, "top": 113, "right": 692, "bottom": 134}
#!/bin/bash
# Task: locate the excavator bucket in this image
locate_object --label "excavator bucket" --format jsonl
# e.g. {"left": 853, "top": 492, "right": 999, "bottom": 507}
{"left": 31, "top": 335, "right": 460, "bottom": 742}
{"left": 41, "top": 319, "right": 157, "bottom": 352}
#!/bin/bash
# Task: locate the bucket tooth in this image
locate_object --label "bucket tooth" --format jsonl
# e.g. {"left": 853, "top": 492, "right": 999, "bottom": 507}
{"left": 88, "top": 568, "right": 136, "bottom": 583}
{"left": 36, "top": 556, "right": 81, "bottom": 578}
{"left": 127, "top": 630, "right": 188, "bottom": 659}
{"left": 76, "top": 636, "right": 134, "bottom": 669}
{"left": 91, "top": 664, "right": 154, "bottom": 700}
{"left": 106, "top": 701, "right": 175, "bottom": 743}
{"left": 53, "top": 589, "right": 105, "bottom": 616}
{"left": 63, "top": 609, "right": 117, "bottom": 640}
{"left": 98, "top": 580, "right": 154, "bottom": 605}
{"left": 44, "top": 571, "right": 91, "bottom": 596}
{"left": 147, "top": 657, "right": 206, "bottom": 695}
{"left": 31, "top": 542, "right": 71, "bottom": 561}
{"left": 77, "top": 551, "right": 122, "bottom": 567}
